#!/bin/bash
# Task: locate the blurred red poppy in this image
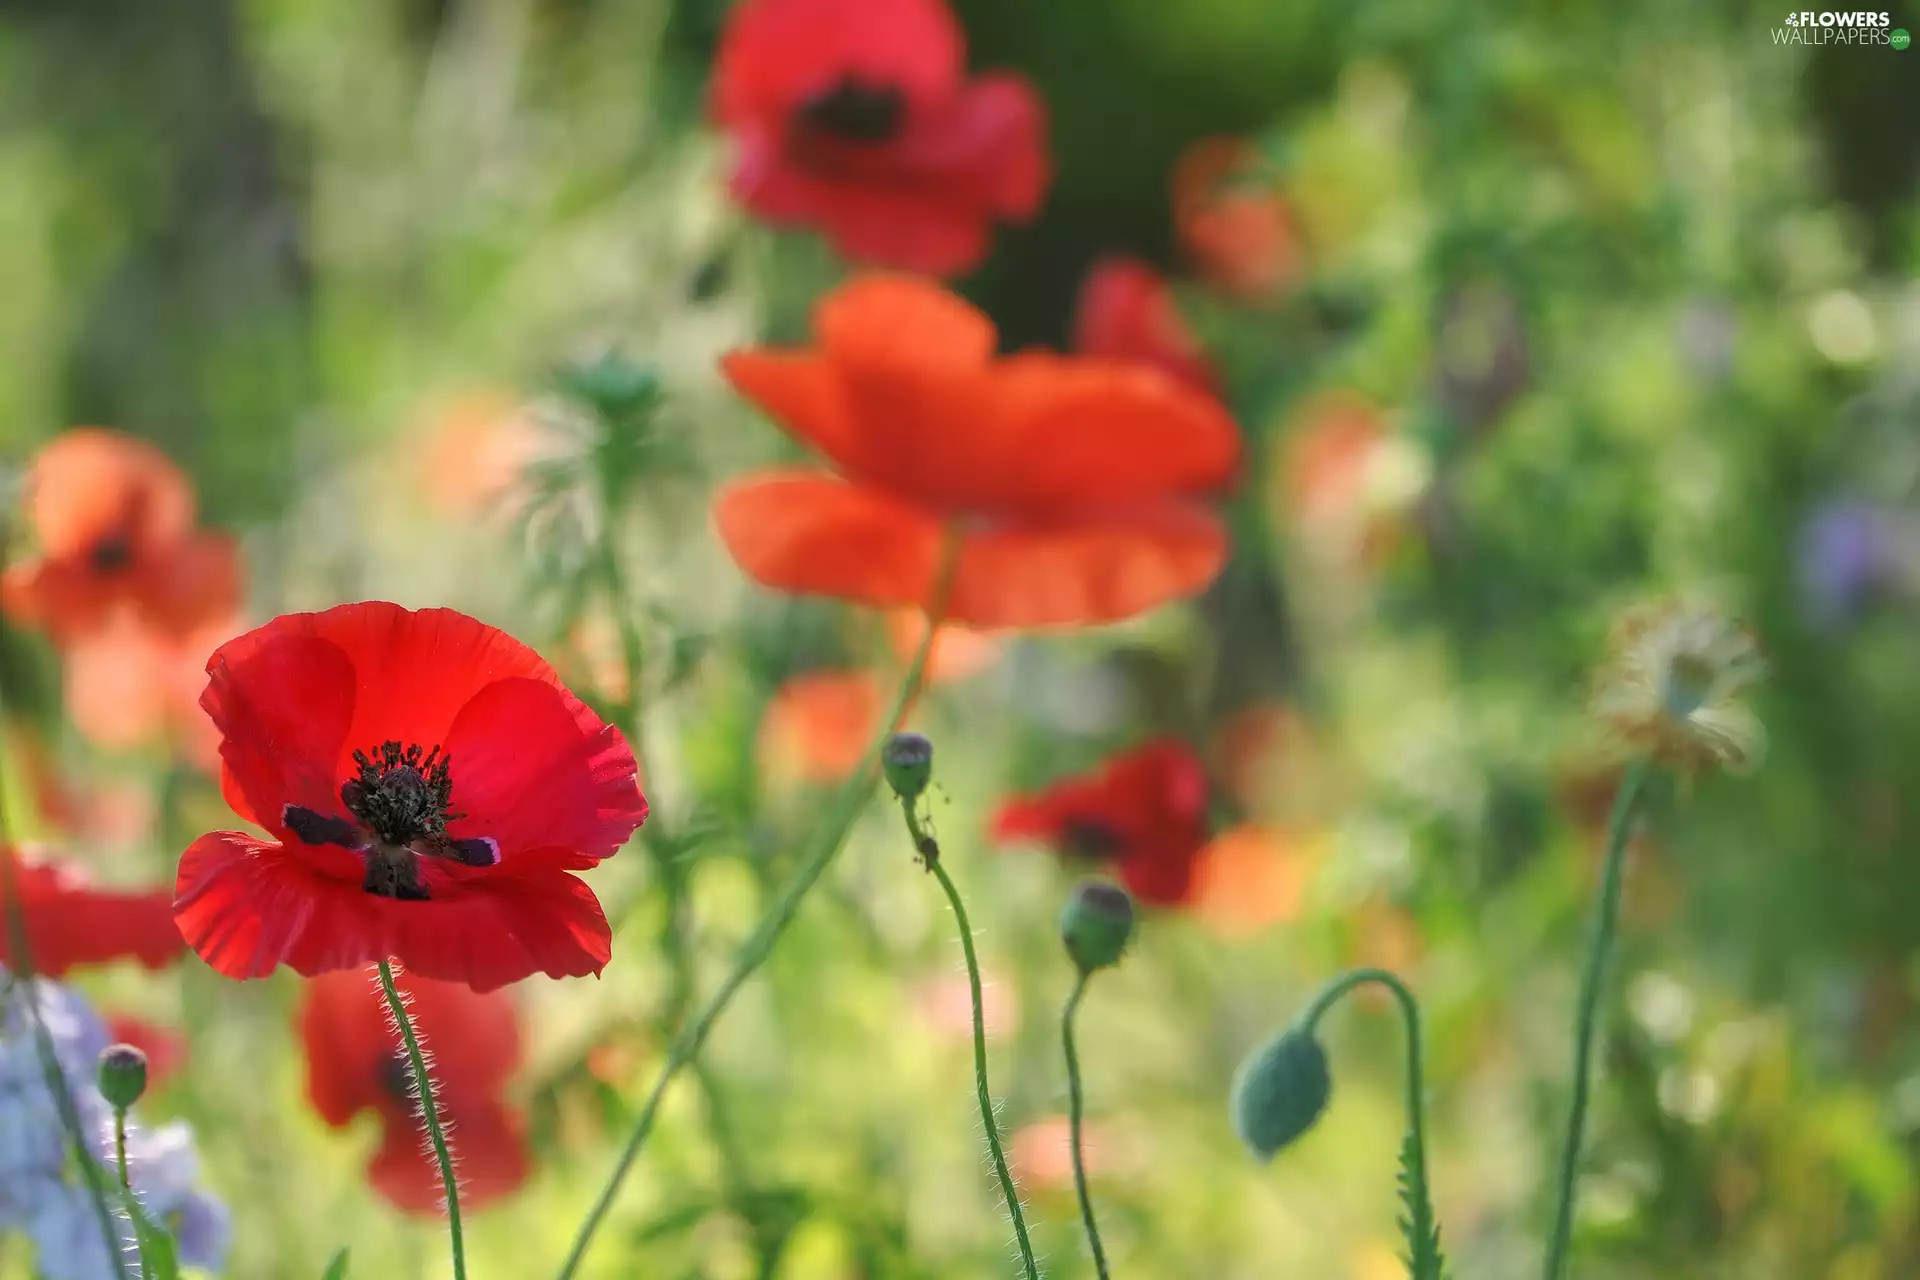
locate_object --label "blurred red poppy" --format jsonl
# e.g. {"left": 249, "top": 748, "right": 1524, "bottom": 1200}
{"left": 716, "top": 276, "right": 1240, "bottom": 629}
{"left": 300, "top": 966, "right": 528, "bottom": 1215}
{"left": 712, "top": 0, "right": 1049, "bottom": 275}
{"left": 1173, "top": 137, "right": 1300, "bottom": 301}
{"left": 174, "top": 602, "right": 648, "bottom": 992}
{"left": 2, "top": 429, "right": 240, "bottom": 646}
{"left": 1072, "top": 256, "right": 1220, "bottom": 397}
{"left": 885, "top": 608, "right": 1001, "bottom": 683}
{"left": 991, "top": 738, "right": 1211, "bottom": 906}
{"left": 0, "top": 847, "right": 182, "bottom": 977}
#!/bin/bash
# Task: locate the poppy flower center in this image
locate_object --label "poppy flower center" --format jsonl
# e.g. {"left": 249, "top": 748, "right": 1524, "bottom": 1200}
{"left": 379, "top": 1050, "right": 417, "bottom": 1108}
{"left": 281, "top": 740, "right": 503, "bottom": 902}
{"left": 1060, "top": 817, "right": 1126, "bottom": 863}
{"left": 795, "top": 77, "right": 905, "bottom": 144}
{"left": 342, "top": 742, "right": 462, "bottom": 847}
{"left": 88, "top": 533, "right": 134, "bottom": 574}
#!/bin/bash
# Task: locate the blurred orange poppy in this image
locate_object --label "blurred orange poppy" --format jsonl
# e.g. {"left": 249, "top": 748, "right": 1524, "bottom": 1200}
{"left": 1009, "top": 1115, "right": 1109, "bottom": 1190}
{"left": 1276, "top": 391, "right": 1421, "bottom": 567}
{"left": 886, "top": 608, "right": 1002, "bottom": 683}
{"left": 64, "top": 611, "right": 235, "bottom": 768}
{"left": 715, "top": 275, "right": 1240, "bottom": 629}
{"left": 758, "top": 670, "right": 885, "bottom": 784}
{"left": 913, "top": 967, "right": 1018, "bottom": 1042}
{"left": 3, "top": 429, "right": 239, "bottom": 645}
{"left": 1189, "top": 825, "right": 1323, "bottom": 937}
{"left": 1173, "top": 137, "right": 1300, "bottom": 301}
{"left": 416, "top": 391, "right": 542, "bottom": 515}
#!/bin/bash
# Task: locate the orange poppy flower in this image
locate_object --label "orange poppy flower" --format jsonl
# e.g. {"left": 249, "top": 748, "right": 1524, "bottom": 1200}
{"left": 1188, "top": 825, "right": 1323, "bottom": 937}
{"left": 1172, "top": 137, "right": 1300, "bottom": 302}
{"left": 715, "top": 275, "right": 1240, "bottom": 630}
{"left": 758, "top": 669, "right": 885, "bottom": 784}
{"left": 1009, "top": 1115, "right": 1111, "bottom": 1191}
{"left": 416, "top": 391, "right": 542, "bottom": 515}
{"left": 3, "top": 429, "right": 239, "bottom": 645}
{"left": 64, "top": 612, "right": 235, "bottom": 768}
{"left": 885, "top": 608, "right": 1002, "bottom": 683}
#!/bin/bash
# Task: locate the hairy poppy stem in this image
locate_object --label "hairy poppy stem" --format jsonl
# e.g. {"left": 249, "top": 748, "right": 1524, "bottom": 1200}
{"left": 1543, "top": 759, "right": 1653, "bottom": 1280}
{"left": 900, "top": 800, "right": 1040, "bottom": 1280}
{"left": 0, "top": 772, "right": 128, "bottom": 1277}
{"left": 376, "top": 960, "right": 466, "bottom": 1280}
{"left": 1061, "top": 972, "right": 1110, "bottom": 1279}
{"left": 555, "top": 535, "right": 961, "bottom": 1280}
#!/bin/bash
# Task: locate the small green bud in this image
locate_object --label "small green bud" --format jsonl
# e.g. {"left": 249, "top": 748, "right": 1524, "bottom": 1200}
{"left": 882, "top": 732, "right": 934, "bottom": 803}
{"left": 97, "top": 1043, "right": 149, "bottom": 1111}
{"left": 1230, "top": 1026, "right": 1332, "bottom": 1160}
{"left": 1059, "top": 880, "right": 1136, "bottom": 974}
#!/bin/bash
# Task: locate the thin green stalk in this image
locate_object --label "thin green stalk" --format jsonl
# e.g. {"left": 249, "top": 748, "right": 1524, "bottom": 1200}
{"left": 555, "top": 536, "right": 961, "bottom": 1280}
{"left": 376, "top": 960, "right": 466, "bottom": 1280}
{"left": 113, "top": 1107, "right": 131, "bottom": 1191}
{"left": 922, "top": 846, "right": 1040, "bottom": 1280}
{"left": 1542, "top": 759, "right": 1653, "bottom": 1280}
{"left": 1061, "top": 973, "right": 1109, "bottom": 1279}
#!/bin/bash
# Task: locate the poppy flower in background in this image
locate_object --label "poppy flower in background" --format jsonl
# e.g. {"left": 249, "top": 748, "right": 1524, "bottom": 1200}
{"left": 1173, "top": 136, "right": 1300, "bottom": 302}
{"left": 992, "top": 738, "right": 1212, "bottom": 906}
{"left": 885, "top": 608, "right": 1002, "bottom": 683}
{"left": 1187, "top": 825, "right": 1324, "bottom": 937}
{"left": 712, "top": 0, "right": 1049, "bottom": 276}
{"left": 0, "top": 848, "right": 183, "bottom": 977}
{"left": 1072, "top": 256, "right": 1221, "bottom": 398}
{"left": 2, "top": 428, "right": 240, "bottom": 646}
{"left": 64, "top": 611, "right": 237, "bottom": 769}
{"left": 716, "top": 275, "right": 1241, "bottom": 630}
{"left": 757, "top": 669, "right": 884, "bottom": 785}
{"left": 300, "top": 967, "right": 529, "bottom": 1214}
{"left": 173, "top": 602, "right": 648, "bottom": 993}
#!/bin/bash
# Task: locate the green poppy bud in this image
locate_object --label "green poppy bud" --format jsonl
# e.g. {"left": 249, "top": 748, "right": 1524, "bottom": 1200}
{"left": 97, "top": 1043, "right": 149, "bottom": 1111}
{"left": 1059, "top": 880, "right": 1136, "bottom": 974}
{"left": 1230, "top": 1026, "right": 1332, "bottom": 1160}
{"left": 883, "top": 732, "right": 934, "bottom": 803}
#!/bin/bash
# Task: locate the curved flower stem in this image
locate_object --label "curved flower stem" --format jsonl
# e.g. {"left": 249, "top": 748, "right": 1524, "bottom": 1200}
{"left": 376, "top": 960, "right": 465, "bottom": 1280}
{"left": 1061, "top": 972, "right": 1109, "bottom": 1279}
{"left": 907, "top": 809, "right": 1039, "bottom": 1280}
{"left": 1542, "top": 759, "right": 1653, "bottom": 1280}
{"left": 0, "top": 755, "right": 127, "bottom": 1276}
{"left": 556, "top": 534, "right": 962, "bottom": 1280}
{"left": 1301, "top": 967, "right": 1440, "bottom": 1279}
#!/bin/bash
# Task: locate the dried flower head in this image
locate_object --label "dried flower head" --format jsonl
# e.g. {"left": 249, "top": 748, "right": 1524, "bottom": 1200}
{"left": 1591, "top": 599, "right": 1766, "bottom": 774}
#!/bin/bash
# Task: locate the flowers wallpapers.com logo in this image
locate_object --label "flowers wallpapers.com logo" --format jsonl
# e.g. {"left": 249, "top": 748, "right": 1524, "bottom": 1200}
{"left": 1773, "top": 10, "right": 1907, "bottom": 43}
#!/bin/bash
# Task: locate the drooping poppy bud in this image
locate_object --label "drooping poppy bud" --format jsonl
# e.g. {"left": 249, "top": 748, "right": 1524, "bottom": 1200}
{"left": 1230, "top": 1025, "right": 1332, "bottom": 1160}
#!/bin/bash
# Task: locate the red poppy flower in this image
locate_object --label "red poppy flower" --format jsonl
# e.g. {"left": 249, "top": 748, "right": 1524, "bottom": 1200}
{"left": 0, "top": 847, "right": 183, "bottom": 977}
{"left": 712, "top": 0, "right": 1049, "bottom": 275}
{"left": 991, "top": 738, "right": 1211, "bottom": 906}
{"left": 715, "top": 275, "right": 1240, "bottom": 630}
{"left": 1072, "top": 256, "right": 1220, "bottom": 397}
{"left": 173, "top": 602, "right": 648, "bottom": 993}
{"left": 2, "top": 428, "right": 240, "bottom": 646}
{"left": 300, "top": 966, "right": 529, "bottom": 1214}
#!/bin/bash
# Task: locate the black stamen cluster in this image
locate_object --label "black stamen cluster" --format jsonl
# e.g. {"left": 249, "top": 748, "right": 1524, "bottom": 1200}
{"left": 341, "top": 741, "right": 464, "bottom": 846}
{"left": 797, "top": 77, "right": 906, "bottom": 144}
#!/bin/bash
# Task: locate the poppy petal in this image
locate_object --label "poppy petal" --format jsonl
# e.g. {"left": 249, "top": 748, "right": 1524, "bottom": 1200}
{"left": 25, "top": 428, "right": 195, "bottom": 559}
{"left": 443, "top": 676, "right": 646, "bottom": 865}
{"left": 714, "top": 471, "right": 944, "bottom": 609}
{"left": 1, "top": 852, "right": 183, "bottom": 977}
{"left": 947, "top": 504, "right": 1230, "bottom": 629}
{"left": 720, "top": 351, "right": 857, "bottom": 463}
{"left": 174, "top": 833, "right": 612, "bottom": 991}
{"left": 368, "top": 1099, "right": 529, "bottom": 1216}
{"left": 204, "top": 634, "right": 356, "bottom": 841}
{"left": 712, "top": 0, "right": 961, "bottom": 124}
